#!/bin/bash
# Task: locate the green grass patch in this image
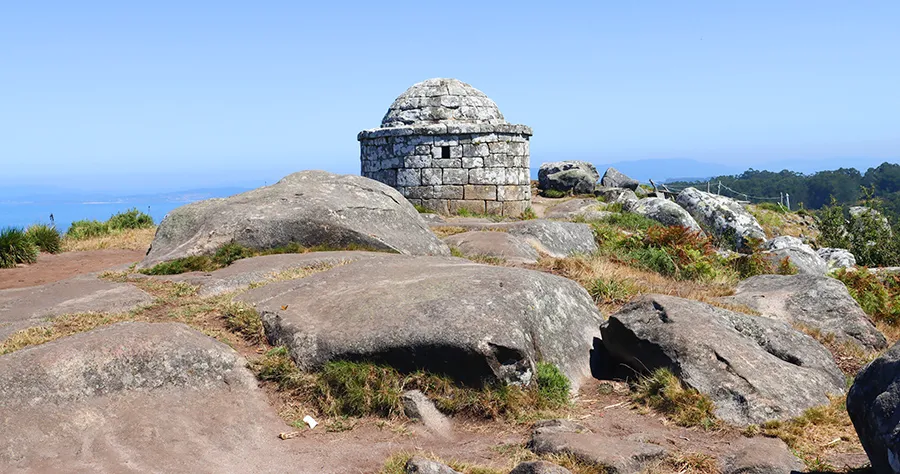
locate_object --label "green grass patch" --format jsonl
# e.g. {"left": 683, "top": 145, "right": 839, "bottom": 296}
{"left": 588, "top": 277, "right": 638, "bottom": 304}
{"left": 0, "top": 227, "right": 39, "bottom": 268}
{"left": 631, "top": 368, "right": 720, "bottom": 430}
{"left": 67, "top": 208, "right": 155, "bottom": 240}
{"left": 252, "top": 350, "right": 572, "bottom": 421}
{"left": 755, "top": 202, "right": 788, "bottom": 214}
{"left": 599, "top": 212, "right": 657, "bottom": 232}
{"left": 25, "top": 224, "right": 62, "bottom": 254}
{"left": 520, "top": 207, "right": 537, "bottom": 220}
{"left": 222, "top": 301, "right": 264, "bottom": 343}
{"left": 540, "top": 189, "right": 567, "bottom": 198}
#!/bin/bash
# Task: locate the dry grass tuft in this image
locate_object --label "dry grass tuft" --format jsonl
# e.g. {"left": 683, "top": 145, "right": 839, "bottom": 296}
{"left": 794, "top": 324, "right": 877, "bottom": 376}
{"left": 759, "top": 395, "right": 862, "bottom": 469}
{"left": 631, "top": 368, "right": 721, "bottom": 430}
{"left": 62, "top": 227, "right": 156, "bottom": 252}
{"left": 0, "top": 312, "right": 132, "bottom": 355}
{"left": 432, "top": 226, "right": 470, "bottom": 238}
{"left": 533, "top": 255, "right": 740, "bottom": 315}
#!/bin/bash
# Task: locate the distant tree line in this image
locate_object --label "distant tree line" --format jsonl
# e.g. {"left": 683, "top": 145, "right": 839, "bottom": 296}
{"left": 668, "top": 162, "right": 900, "bottom": 219}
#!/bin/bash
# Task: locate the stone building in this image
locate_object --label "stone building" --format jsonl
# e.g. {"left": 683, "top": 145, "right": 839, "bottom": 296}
{"left": 358, "top": 78, "right": 532, "bottom": 216}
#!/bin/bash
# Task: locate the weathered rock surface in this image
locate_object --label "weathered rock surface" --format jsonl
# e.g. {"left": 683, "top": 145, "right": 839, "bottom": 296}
{"left": 723, "top": 274, "right": 886, "bottom": 351}
{"left": 0, "top": 322, "right": 308, "bottom": 472}
{"left": 594, "top": 186, "right": 639, "bottom": 206}
{"left": 0, "top": 273, "right": 153, "bottom": 340}
{"left": 545, "top": 198, "right": 612, "bottom": 222}
{"left": 847, "top": 341, "right": 900, "bottom": 474}
{"left": 443, "top": 231, "right": 540, "bottom": 264}
{"left": 538, "top": 161, "right": 600, "bottom": 195}
{"left": 527, "top": 420, "right": 666, "bottom": 474}
{"left": 818, "top": 247, "right": 857, "bottom": 271}
{"left": 509, "top": 460, "right": 573, "bottom": 474}
{"left": 434, "top": 220, "right": 598, "bottom": 259}
{"left": 623, "top": 197, "right": 703, "bottom": 232}
{"left": 675, "top": 188, "right": 766, "bottom": 252}
{"left": 601, "top": 295, "right": 846, "bottom": 425}
{"left": 239, "top": 255, "right": 603, "bottom": 390}
{"left": 148, "top": 251, "right": 383, "bottom": 297}
{"left": 762, "top": 236, "right": 827, "bottom": 275}
{"left": 139, "top": 171, "right": 449, "bottom": 269}
{"left": 405, "top": 456, "right": 461, "bottom": 474}
{"left": 402, "top": 390, "right": 452, "bottom": 438}
{"left": 719, "top": 437, "right": 804, "bottom": 474}
{"left": 600, "top": 167, "right": 640, "bottom": 191}
{"left": 506, "top": 220, "right": 598, "bottom": 258}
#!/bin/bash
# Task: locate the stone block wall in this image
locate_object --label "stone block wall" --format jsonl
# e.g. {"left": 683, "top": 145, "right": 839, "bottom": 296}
{"left": 359, "top": 127, "right": 532, "bottom": 216}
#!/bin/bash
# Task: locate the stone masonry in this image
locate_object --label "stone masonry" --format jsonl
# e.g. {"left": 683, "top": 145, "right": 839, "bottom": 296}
{"left": 358, "top": 78, "right": 532, "bottom": 216}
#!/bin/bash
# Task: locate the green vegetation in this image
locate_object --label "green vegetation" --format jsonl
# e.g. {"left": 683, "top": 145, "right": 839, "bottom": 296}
{"left": 0, "top": 227, "right": 39, "bottom": 268}
{"left": 834, "top": 268, "right": 900, "bottom": 326}
{"left": 755, "top": 201, "right": 788, "bottom": 213}
{"left": 596, "top": 212, "right": 657, "bottom": 232}
{"left": 519, "top": 207, "right": 537, "bottom": 220}
{"left": 819, "top": 192, "right": 900, "bottom": 267}
{"left": 252, "top": 349, "right": 571, "bottom": 421}
{"left": 540, "top": 189, "right": 567, "bottom": 198}
{"left": 668, "top": 162, "right": 900, "bottom": 214}
{"left": 67, "top": 208, "right": 155, "bottom": 240}
{"left": 221, "top": 302, "right": 264, "bottom": 343}
{"left": 24, "top": 224, "right": 62, "bottom": 254}
{"left": 631, "top": 368, "right": 719, "bottom": 430}
{"left": 140, "top": 241, "right": 382, "bottom": 276}
{"left": 759, "top": 396, "right": 859, "bottom": 470}
{"left": 588, "top": 277, "right": 638, "bottom": 304}
{"left": 413, "top": 204, "right": 431, "bottom": 214}
{"left": 616, "top": 226, "right": 721, "bottom": 281}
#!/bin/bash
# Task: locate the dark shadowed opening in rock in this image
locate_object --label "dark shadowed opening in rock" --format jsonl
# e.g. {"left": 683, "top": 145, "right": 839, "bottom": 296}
{"left": 441, "top": 146, "right": 451, "bottom": 159}
{"left": 339, "top": 343, "right": 517, "bottom": 388}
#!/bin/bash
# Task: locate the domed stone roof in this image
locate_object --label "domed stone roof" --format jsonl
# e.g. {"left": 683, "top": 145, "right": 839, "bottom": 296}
{"left": 381, "top": 78, "right": 507, "bottom": 128}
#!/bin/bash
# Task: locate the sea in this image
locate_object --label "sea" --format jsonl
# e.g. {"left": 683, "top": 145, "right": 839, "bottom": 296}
{"left": 0, "top": 188, "right": 249, "bottom": 232}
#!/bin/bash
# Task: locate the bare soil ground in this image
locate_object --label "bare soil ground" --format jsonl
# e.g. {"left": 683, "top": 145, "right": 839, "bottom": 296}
{"left": 0, "top": 249, "right": 145, "bottom": 290}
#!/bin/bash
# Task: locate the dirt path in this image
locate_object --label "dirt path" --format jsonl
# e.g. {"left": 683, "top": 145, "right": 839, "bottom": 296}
{"left": 0, "top": 249, "right": 146, "bottom": 290}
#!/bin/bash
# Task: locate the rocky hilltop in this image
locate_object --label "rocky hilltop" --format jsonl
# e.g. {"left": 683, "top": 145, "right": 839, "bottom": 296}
{"left": 1, "top": 168, "right": 898, "bottom": 473}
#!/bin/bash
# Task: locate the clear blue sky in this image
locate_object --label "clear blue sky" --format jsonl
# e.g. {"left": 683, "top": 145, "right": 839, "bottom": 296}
{"left": 2, "top": 1, "right": 898, "bottom": 193}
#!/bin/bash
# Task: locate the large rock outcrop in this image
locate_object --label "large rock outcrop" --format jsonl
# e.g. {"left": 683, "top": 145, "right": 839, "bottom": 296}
{"left": 538, "top": 161, "right": 600, "bottom": 195}
{"left": 847, "top": 341, "right": 900, "bottom": 474}
{"left": 545, "top": 198, "right": 611, "bottom": 222}
{"left": 723, "top": 274, "right": 886, "bottom": 351}
{"left": 818, "top": 248, "right": 857, "bottom": 271}
{"left": 239, "top": 255, "right": 603, "bottom": 390}
{"left": 761, "top": 236, "right": 827, "bottom": 275}
{"left": 623, "top": 197, "right": 703, "bottom": 232}
{"left": 600, "top": 167, "right": 640, "bottom": 191}
{"left": 139, "top": 171, "right": 449, "bottom": 269}
{"left": 433, "top": 219, "right": 598, "bottom": 259}
{"left": 675, "top": 188, "right": 766, "bottom": 252}
{"left": 601, "top": 295, "right": 846, "bottom": 425}
{"left": 443, "top": 231, "right": 541, "bottom": 264}
{"left": 0, "top": 273, "right": 153, "bottom": 340}
{"left": 0, "top": 322, "right": 308, "bottom": 471}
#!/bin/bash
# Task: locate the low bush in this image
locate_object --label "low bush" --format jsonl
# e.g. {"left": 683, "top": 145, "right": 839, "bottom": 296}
{"left": 519, "top": 207, "right": 537, "bottom": 220}
{"left": 107, "top": 208, "right": 154, "bottom": 231}
{"left": 833, "top": 268, "right": 900, "bottom": 326}
{"left": 618, "top": 226, "right": 720, "bottom": 281}
{"left": 540, "top": 189, "right": 567, "bottom": 198}
{"left": 818, "top": 194, "right": 900, "bottom": 267}
{"left": 25, "top": 224, "right": 61, "bottom": 254}
{"left": 631, "top": 368, "right": 719, "bottom": 429}
{"left": 599, "top": 212, "right": 658, "bottom": 232}
{"left": 0, "top": 227, "right": 39, "bottom": 268}
{"left": 252, "top": 350, "right": 572, "bottom": 421}
{"left": 67, "top": 208, "right": 154, "bottom": 241}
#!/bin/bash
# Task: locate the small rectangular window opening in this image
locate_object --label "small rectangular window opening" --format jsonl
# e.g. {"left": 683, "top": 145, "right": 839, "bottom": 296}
{"left": 441, "top": 146, "right": 451, "bottom": 159}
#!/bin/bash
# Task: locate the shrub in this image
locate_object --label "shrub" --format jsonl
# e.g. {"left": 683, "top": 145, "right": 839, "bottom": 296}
{"left": 631, "top": 368, "right": 719, "bottom": 429}
{"left": 66, "top": 208, "right": 154, "bottom": 241}
{"left": 25, "top": 224, "right": 61, "bottom": 254}
{"left": 588, "top": 277, "right": 637, "bottom": 304}
{"left": 620, "top": 226, "right": 720, "bottom": 281}
{"left": 819, "top": 194, "right": 900, "bottom": 267}
{"left": 107, "top": 208, "right": 154, "bottom": 231}
{"left": 139, "top": 255, "right": 218, "bottom": 275}
{"left": 0, "top": 227, "right": 39, "bottom": 268}
{"left": 520, "top": 207, "right": 537, "bottom": 220}
{"left": 213, "top": 241, "right": 255, "bottom": 266}
{"left": 540, "top": 189, "right": 567, "bottom": 198}
{"left": 834, "top": 268, "right": 900, "bottom": 326}
{"left": 66, "top": 219, "right": 109, "bottom": 240}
